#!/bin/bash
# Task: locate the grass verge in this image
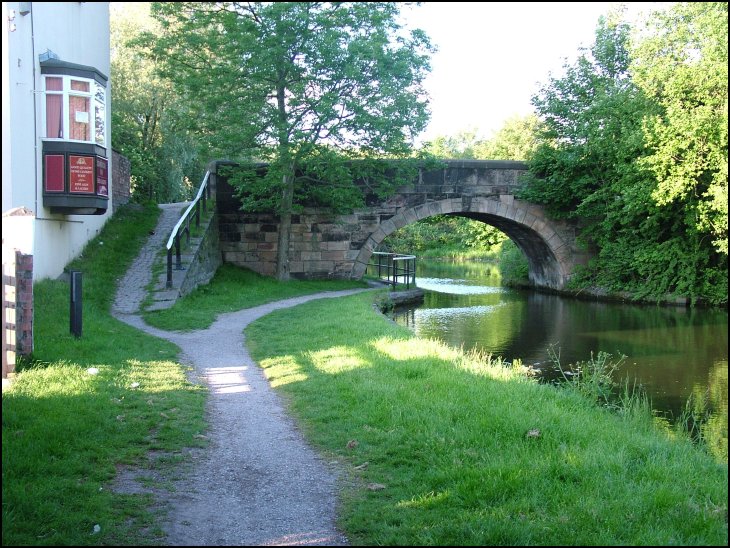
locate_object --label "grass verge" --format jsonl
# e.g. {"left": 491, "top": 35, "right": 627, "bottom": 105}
{"left": 142, "top": 263, "right": 367, "bottom": 331}
{"left": 2, "top": 204, "right": 207, "bottom": 546}
{"left": 245, "top": 292, "right": 728, "bottom": 546}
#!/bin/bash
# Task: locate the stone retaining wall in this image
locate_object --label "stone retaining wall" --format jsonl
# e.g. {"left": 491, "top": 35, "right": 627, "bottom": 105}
{"left": 179, "top": 213, "right": 222, "bottom": 297}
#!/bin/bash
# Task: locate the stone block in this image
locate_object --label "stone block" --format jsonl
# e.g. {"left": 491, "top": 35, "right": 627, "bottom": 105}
{"left": 322, "top": 251, "right": 346, "bottom": 261}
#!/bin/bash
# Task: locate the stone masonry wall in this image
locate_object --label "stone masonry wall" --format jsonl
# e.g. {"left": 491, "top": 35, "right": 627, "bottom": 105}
{"left": 216, "top": 160, "right": 532, "bottom": 280}
{"left": 214, "top": 159, "right": 589, "bottom": 289}
{"left": 218, "top": 209, "right": 362, "bottom": 279}
{"left": 2, "top": 251, "right": 34, "bottom": 372}
{"left": 179, "top": 213, "right": 222, "bottom": 296}
{"left": 15, "top": 252, "right": 33, "bottom": 356}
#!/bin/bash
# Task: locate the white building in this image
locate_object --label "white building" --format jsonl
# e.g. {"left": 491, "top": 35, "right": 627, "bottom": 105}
{"left": 2, "top": 1, "right": 112, "bottom": 281}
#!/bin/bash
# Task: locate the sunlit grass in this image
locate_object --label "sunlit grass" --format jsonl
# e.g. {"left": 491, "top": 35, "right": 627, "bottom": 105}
{"left": 307, "top": 346, "right": 369, "bottom": 374}
{"left": 246, "top": 292, "right": 729, "bottom": 546}
{"left": 2, "top": 204, "right": 207, "bottom": 546}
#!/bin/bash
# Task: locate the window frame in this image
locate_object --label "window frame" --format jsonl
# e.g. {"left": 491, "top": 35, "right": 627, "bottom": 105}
{"left": 43, "top": 74, "right": 107, "bottom": 148}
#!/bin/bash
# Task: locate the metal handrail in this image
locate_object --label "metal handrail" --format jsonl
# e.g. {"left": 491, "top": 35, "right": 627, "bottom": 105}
{"left": 367, "top": 251, "right": 417, "bottom": 289}
{"left": 166, "top": 171, "right": 212, "bottom": 288}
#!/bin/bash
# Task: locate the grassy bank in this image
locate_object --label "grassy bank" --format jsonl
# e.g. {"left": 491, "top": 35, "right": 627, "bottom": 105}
{"left": 245, "top": 293, "right": 728, "bottom": 545}
{"left": 2, "top": 204, "right": 207, "bottom": 546}
{"left": 142, "top": 264, "right": 366, "bottom": 331}
{"left": 2, "top": 204, "right": 368, "bottom": 545}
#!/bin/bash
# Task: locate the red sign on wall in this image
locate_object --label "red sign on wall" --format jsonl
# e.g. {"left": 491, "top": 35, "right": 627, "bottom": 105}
{"left": 96, "top": 157, "right": 108, "bottom": 197}
{"left": 69, "top": 155, "right": 95, "bottom": 193}
{"left": 45, "top": 154, "right": 65, "bottom": 192}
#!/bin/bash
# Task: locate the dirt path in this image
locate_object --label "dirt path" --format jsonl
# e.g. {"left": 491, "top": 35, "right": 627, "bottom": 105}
{"left": 111, "top": 208, "right": 374, "bottom": 545}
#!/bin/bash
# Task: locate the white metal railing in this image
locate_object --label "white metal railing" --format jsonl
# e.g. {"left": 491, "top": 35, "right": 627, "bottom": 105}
{"left": 166, "top": 171, "right": 211, "bottom": 288}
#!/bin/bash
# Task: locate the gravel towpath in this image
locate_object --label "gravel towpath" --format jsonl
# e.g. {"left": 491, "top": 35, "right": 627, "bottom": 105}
{"left": 112, "top": 205, "right": 373, "bottom": 545}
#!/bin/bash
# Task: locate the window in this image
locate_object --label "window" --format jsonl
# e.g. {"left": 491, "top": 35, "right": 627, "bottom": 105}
{"left": 43, "top": 75, "right": 107, "bottom": 147}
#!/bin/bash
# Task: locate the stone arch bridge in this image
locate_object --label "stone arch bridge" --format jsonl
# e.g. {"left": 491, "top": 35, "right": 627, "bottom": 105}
{"left": 215, "top": 160, "right": 592, "bottom": 291}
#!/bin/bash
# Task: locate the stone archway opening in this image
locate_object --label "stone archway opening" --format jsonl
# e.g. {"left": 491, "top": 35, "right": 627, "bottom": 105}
{"left": 352, "top": 198, "right": 570, "bottom": 290}
{"left": 375, "top": 214, "right": 526, "bottom": 281}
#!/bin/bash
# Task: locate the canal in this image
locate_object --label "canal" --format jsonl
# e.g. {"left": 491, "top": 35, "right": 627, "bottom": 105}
{"left": 391, "top": 259, "right": 728, "bottom": 458}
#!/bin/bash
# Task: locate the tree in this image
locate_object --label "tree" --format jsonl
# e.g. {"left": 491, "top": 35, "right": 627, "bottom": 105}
{"left": 111, "top": 2, "right": 204, "bottom": 203}
{"left": 474, "top": 115, "right": 542, "bottom": 160}
{"left": 422, "top": 115, "right": 541, "bottom": 161}
{"left": 145, "top": 2, "right": 434, "bottom": 279}
{"left": 422, "top": 128, "right": 482, "bottom": 159}
{"left": 632, "top": 2, "right": 728, "bottom": 256}
{"left": 519, "top": 6, "right": 727, "bottom": 304}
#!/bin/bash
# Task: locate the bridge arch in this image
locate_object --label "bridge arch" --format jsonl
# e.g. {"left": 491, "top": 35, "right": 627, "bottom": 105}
{"left": 352, "top": 197, "right": 571, "bottom": 289}
{"left": 215, "top": 159, "right": 591, "bottom": 290}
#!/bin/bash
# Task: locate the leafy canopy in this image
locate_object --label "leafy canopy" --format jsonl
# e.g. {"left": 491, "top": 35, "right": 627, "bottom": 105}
{"left": 111, "top": 2, "right": 204, "bottom": 202}
{"left": 519, "top": 4, "right": 727, "bottom": 304}
{"left": 146, "top": 2, "right": 433, "bottom": 158}
{"left": 145, "top": 2, "right": 435, "bottom": 278}
{"left": 422, "top": 115, "right": 542, "bottom": 161}
{"left": 632, "top": 1, "right": 728, "bottom": 256}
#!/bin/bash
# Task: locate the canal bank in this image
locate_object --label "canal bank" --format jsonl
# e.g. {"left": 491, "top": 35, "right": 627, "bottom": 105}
{"left": 245, "top": 290, "right": 728, "bottom": 545}
{"left": 389, "top": 258, "right": 728, "bottom": 456}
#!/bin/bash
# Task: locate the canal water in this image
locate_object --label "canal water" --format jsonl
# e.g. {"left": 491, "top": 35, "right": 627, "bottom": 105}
{"left": 391, "top": 259, "right": 728, "bottom": 456}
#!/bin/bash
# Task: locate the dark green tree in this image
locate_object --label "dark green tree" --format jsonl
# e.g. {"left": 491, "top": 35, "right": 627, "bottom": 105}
{"left": 519, "top": 6, "right": 727, "bottom": 304}
{"left": 145, "top": 2, "right": 433, "bottom": 279}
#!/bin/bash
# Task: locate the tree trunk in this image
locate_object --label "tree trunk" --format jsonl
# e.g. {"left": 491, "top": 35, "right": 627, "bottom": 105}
{"left": 275, "top": 76, "right": 294, "bottom": 281}
{"left": 276, "top": 169, "right": 294, "bottom": 281}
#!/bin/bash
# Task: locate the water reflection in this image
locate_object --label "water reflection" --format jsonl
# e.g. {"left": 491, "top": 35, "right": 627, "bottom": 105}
{"left": 392, "top": 259, "right": 728, "bottom": 458}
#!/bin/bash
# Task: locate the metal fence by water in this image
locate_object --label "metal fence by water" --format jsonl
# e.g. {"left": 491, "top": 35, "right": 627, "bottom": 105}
{"left": 367, "top": 252, "right": 416, "bottom": 289}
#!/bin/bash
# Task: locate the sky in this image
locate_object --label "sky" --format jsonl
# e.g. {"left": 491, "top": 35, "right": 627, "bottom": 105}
{"left": 401, "top": 2, "right": 664, "bottom": 143}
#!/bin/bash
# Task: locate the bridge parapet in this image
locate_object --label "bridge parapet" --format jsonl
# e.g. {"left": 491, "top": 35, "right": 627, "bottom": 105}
{"left": 374, "top": 159, "right": 528, "bottom": 211}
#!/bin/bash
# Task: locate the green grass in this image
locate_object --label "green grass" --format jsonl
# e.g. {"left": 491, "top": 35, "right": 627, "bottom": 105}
{"left": 2, "top": 204, "right": 207, "bottom": 546}
{"left": 245, "top": 293, "right": 729, "bottom": 546}
{"left": 2, "top": 203, "right": 370, "bottom": 545}
{"left": 142, "top": 263, "right": 367, "bottom": 331}
{"left": 5, "top": 202, "right": 726, "bottom": 545}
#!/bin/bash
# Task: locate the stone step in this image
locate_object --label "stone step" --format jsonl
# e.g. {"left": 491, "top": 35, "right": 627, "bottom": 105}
{"left": 143, "top": 211, "right": 217, "bottom": 312}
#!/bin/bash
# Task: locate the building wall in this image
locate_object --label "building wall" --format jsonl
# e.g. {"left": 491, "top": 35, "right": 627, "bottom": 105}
{"left": 2, "top": 2, "right": 112, "bottom": 281}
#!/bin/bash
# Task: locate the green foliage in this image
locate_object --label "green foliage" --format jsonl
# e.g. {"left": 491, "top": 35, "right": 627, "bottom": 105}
{"left": 144, "top": 2, "right": 434, "bottom": 278}
{"left": 382, "top": 216, "right": 530, "bottom": 286}
{"left": 519, "top": 5, "right": 728, "bottom": 304}
{"left": 384, "top": 215, "right": 506, "bottom": 256}
{"left": 111, "top": 2, "right": 205, "bottom": 203}
{"left": 551, "top": 348, "right": 628, "bottom": 407}
{"left": 222, "top": 154, "right": 436, "bottom": 215}
{"left": 632, "top": 2, "right": 728, "bottom": 256}
{"left": 147, "top": 2, "right": 433, "bottom": 158}
{"left": 497, "top": 239, "right": 530, "bottom": 285}
{"left": 422, "top": 115, "right": 542, "bottom": 160}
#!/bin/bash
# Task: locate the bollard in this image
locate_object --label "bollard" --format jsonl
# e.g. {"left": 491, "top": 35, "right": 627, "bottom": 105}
{"left": 70, "top": 270, "right": 82, "bottom": 338}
